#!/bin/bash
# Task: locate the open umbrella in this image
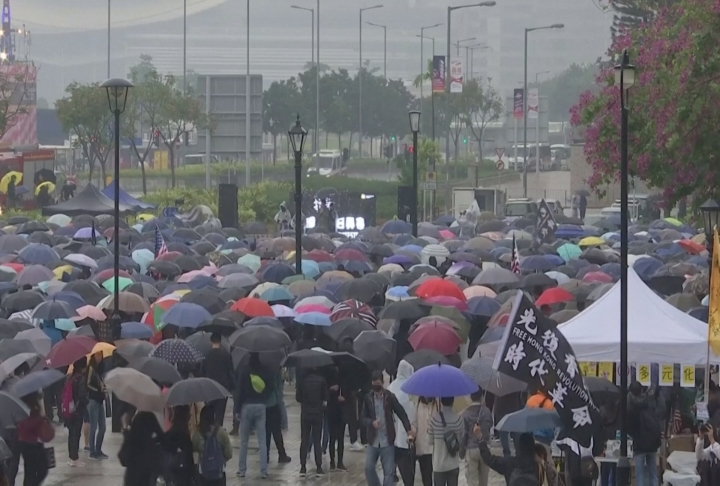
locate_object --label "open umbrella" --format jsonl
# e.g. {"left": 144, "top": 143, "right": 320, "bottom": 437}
{"left": 14, "top": 329, "right": 52, "bottom": 357}
{"left": 460, "top": 356, "right": 527, "bottom": 397}
{"left": 0, "top": 352, "right": 40, "bottom": 384}
{"left": 31, "top": 299, "right": 78, "bottom": 321}
{"left": 353, "top": 330, "right": 396, "bottom": 372}
{"left": 160, "top": 303, "right": 212, "bottom": 330}
{"left": 105, "top": 368, "right": 164, "bottom": 412}
{"left": 0, "top": 391, "right": 29, "bottom": 429}
{"left": 150, "top": 339, "right": 204, "bottom": 365}
{"left": 402, "top": 349, "right": 450, "bottom": 371}
{"left": 44, "top": 335, "right": 97, "bottom": 368}
{"left": 165, "top": 377, "right": 231, "bottom": 407}
{"left": 283, "top": 349, "right": 334, "bottom": 368}
{"left": 408, "top": 321, "right": 462, "bottom": 355}
{"left": 10, "top": 369, "right": 65, "bottom": 398}
{"left": 230, "top": 297, "right": 274, "bottom": 318}
{"left": 116, "top": 340, "right": 155, "bottom": 361}
{"left": 120, "top": 322, "right": 154, "bottom": 340}
{"left": 127, "top": 356, "right": 183, "bottom": 385}
{"left": 401, "top": 363, "right": 478, "bottom": 397}
{"left": 229, "top": 325, "right": 291, "bottom": 352}
{"left": 496, "top": 408, "right": 562, "bottom": 433}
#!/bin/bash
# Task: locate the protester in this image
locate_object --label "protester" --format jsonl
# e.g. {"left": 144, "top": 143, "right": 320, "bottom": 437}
{"left": 86, "top": 351, "right": 107, "bottom": 460}
{"left": 462, "top": 390, "right": 493, "bottom": 486}
{"left": 412, "top": 396, "right": 436, "bottom": 486}
{"left": 162, "top": 405, "right": 195, "bottom": 486}
{"left": 235, "top": 353, "right": 271, "bottom": 479}
{"left": 387, "top": 361, "right": 415, "bottom": 486}
{"left": 429, "top": 396, "right": 466, "bottom": 486}
{"left": 200, "top": 333, "right": 234, "bottom": 426}
{"left": 494, "top": 392, "right": 524, "bottom": 458}
{"left": 65, "top": 357, "right": 89, "bottom": 467}
{"left": 361, "top": 370, "right": 413, "bottom": 486}
{"left": 696, "top": 423, "right": 720, "bottom": 485}
{"left": 326, "top": 367, "right": 347, "bottom": 472}
{"left": 264, "top": 373, "right": 290, "bottom": 464}
{"left": 296, "top": 365, "right": 327, "bottom": 477}
{"left": 16, "top": 393, "right": 54, "bottom": 486}
{"left": 627, "top": 381, "right": 664, "bottom": 486}
{"left": 534, "top": 443, "right": 558, "bottom": 486}
{"left": 476, "top": 430, "right": 541, "bottom": 486}
{"left": 118, "top": 411, "right": 164, "bottom": 486}
{"left": 192, "top": 406, "right": 232, "bottom": 486}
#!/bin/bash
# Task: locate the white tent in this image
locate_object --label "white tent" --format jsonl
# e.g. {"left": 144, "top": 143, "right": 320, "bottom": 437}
{"left": 558, "top": 268, "right": 711, "bottom": 365}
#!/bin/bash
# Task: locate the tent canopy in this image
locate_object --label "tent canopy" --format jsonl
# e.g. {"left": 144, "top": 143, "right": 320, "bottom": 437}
{"left": 102, "top": 182, "right": 155, "bottom": 211}
{"left": 42, "top": 183, "right": 136, "bottom": 216}
{"left": 558, "top": 268, "right": 711, "bottom": 365}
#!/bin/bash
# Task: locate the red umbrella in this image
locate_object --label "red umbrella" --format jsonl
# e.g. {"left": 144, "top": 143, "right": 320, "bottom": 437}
{"left": 582, "top": 271, "right": 613, "bottom": 284}
{"left": 415, "top": 279, "right": 466, "bottom": 302}
{"left": 408, "top": 321, "right": 461, "bottom": 355}
{"left": 334, "top": 249, "right": 367, "bottom": 262}
{"left": 423, "top": 296, "right": 469, "bottom": 312}
{"left": 305, "top": 249, "right": 334, "bottom": 263}
{"left": 678, "top": 239, "right": 705, "bottom": 255}
{"left": 230, "top": 297, "right": 274, "bottom": 318}
{"left": 45, "top": 336, "right": 98, "bottom": 368}
{"left": 535, "top": 287, "right": 574, "bottom": 307}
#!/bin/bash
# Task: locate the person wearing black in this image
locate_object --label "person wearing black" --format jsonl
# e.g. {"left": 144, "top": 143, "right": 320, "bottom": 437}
{"left": 264, "top": 373, "right": 291, "bottom": 464}
{"left": 162, "top": 405, "right": 194, "bottom": 486}
{"left": 200, "top": 333, "right": 234, "bottom": 426}
{"left": 475, "top": 430, "right": 540, "bottom": 485}
{"left": 67, "top": 357, "right": 89, "bottom": 467}
{"left": 6, "top": 176, "right": 15, "bottom": 209}
{"left": 296, "top": 366, "right": 328, "bottom": 477}
{"left": 119, "top": 412, "right": 164, "bottom": 486}
{"left": 86, "top": 352, "right": 107, "bottom": 460}
{"left": 327, "top": 367, "right": 347, "bottom": 471}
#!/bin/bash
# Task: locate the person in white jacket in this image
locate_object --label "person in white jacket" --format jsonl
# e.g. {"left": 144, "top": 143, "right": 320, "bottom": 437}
{"left": 388, "top": 360, "right": 416, "bottom": 486}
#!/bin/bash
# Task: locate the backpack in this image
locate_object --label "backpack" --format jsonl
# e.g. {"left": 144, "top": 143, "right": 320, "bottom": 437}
{"left": 60, "top": 376, "right": 77, "bottom": 420}
{"left": 438, "top": 411, "right": 460, "bottom": 457}
{"left": 199, "top": 427, "right": 224, "bottom": 480}
{"left": 508, "top": 469, "right": 540, "bottom": 486}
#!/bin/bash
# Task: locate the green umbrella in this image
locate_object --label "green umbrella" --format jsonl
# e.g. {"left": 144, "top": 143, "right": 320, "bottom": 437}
{"left": 237, "top": 254, "right": 261, "bottom": 273}
{"left": 102, "top": 276, "right": 133, "bottom": 292}
{"left": 557, "top": 243, "right": 582, "bottom": 262}
{"left": 282, "top": 274, "right": 312, "bottom": 285}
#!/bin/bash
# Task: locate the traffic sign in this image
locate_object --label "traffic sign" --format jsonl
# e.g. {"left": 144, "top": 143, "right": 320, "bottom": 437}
{"left": 495, "top": 147, "right": 505, "bottom": 158}
{"left": 425, "top": 171, "right": 437, "bottom": 190}
{"left": 495, "top": 160, "right": 505, "bottom": 171}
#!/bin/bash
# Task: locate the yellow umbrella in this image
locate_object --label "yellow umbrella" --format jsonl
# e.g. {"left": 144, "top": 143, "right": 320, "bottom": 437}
{"left": 664, "top": 217, "right": 683, "bottom": 227}
{"left": 89, "top": 342, "right": 116, "bottom": 359}
{"left": 35, "top": 181, "right": 56, "bottom": 195}
{"left": 578, "top": 236, "right": 605, "bottom": 247}
{"left": 0, "top": 171, "right": 22, "bottom": 193}
{"left": 138, "top": 213, "right": 155, "bottom": 222}
{"left": 53, "top": 265, "right": 74, "bottom": 280}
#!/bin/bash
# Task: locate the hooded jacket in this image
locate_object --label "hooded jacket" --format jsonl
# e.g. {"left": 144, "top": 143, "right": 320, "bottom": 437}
{"left": 387, "top": 360, "right": 415, "bottom": 449}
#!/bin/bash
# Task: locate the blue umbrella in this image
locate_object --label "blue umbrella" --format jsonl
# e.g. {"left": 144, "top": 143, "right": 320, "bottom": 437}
{"left": 53, "top": 318, "right": 76, "bottom": 332}
{"left": 555, "top": 224, "right": 584, "bottom": 239}
{"left": 398, "top": 244, "right": 423, "bottom": 254}
{"left": 467, "top": 296, "right": 501, "bottom": 317}
{"left": 31, "top": 299, "right": 78, "bottom": 320}
{"left": 160, "top": 303, "right": 212, "bottom": 329}
{"left": 186, "top": 276, "right": 218, "bottom": 290}
{"left": 73, "top": 227, "right": 101, "bottom": 240}
{"left": 496, "top": 407, "right": 562, "bottom": 433}
{"left": 260, "top": 263, "right": 295, "bottom": 284}
{"left": 386, "top": 286, "right": 410, "bottom": 300}
{"left": 632, "top": 257, "right": 663, "bottom": 279}
{"left": 382, "top": 220, "right": 412, "bottom": 234}
{"left": 301, "top": 260, "right": 320, "bottom": 279}
{"left": 260, "top": 287, "right": 294, "bottom": 302}
{"left": 10, "top": 369, "right": 66, "bottom": 398}
{"left": 520, "top": 255, "right": 556, "bottom": 272}
{"left": 294, "top": 312, "right": 332, "bottom": 327}
{"left": 600, "top": 263, "right": 621, "bottom": 280}
{"left": 17, "top": 244, "right": 60, "bottom": 266}
{"left": 52, "top": 291, "right": 86, "bottom": 310}
{"left": 383, "top": 255, "right": 414, "bottom": 265}
{"left": 400, "top": 363, "right": 479, "bottom": 397}
{"left": 121, "top": 321, "right": 154, "bottom": 340}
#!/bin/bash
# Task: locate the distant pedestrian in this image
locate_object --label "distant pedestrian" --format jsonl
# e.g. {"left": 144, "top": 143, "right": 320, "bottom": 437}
{"left": 628, "top": 381, "right": 664, "bottom": 486}
{"left": 429, "top": 396, "right": 466, "bottom": 486}
{"left": 200, "top": 333, "right": 234, "bottom": 426}
{"left": 462, "top": 390, "right": 493, "bottom": 486}
{"left": 235, "top": 353, "right": 272, "bottom": 479}
{"left": 17, "top": 392, "right": 54, "bottom": 486}
{"left": 579, "top": 193, "right": 587, "bottom": 220}
{"left": 86, "top": 352, "right": 107, "bottom": 460}
{"left": 65, "top": 357, "right": 89, "bottom": 467}
{"left": 162, "top": 405, "right": 195, "bottom": 486}
{"left": 296, "top": 366, "right": 327, "bottom": 477}
{"left": 192, "top": 406, "right": 232, "bottom": 486}
{"left": 265, "top": 373, "right": 291, "bottom": 464}
{"left": 119, "top": 412, "right": 164, "bottom": 486}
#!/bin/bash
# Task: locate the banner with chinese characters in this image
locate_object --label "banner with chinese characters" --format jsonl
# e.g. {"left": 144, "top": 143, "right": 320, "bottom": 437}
{"left": 636, "top": 364, "right": 651, "bottom": 386}
{"left": 494, "top": 291, "right": 600, "bottom": 447}
{"left": 450, "top": 59, "right": 464, "bottom": 94}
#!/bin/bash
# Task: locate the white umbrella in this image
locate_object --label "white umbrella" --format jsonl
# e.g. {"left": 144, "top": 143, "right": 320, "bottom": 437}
{"left": 105, "top": 368, "right": 164, "bottom": 412}
{"left": 63, "top": 253, "right": 98, "bottom": 270}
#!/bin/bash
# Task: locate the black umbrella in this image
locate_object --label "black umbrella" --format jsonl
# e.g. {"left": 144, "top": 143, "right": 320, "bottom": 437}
{"left": 125, "top": 282, "right": 160, "bottom": 301}
{"left": 128, "top": 356, "right": 183, "bottom": 385}
{"left": 147, "top": 261, "right": 183, "bottom": 278}
{"left": 583, "top": 376, "right": 619, "bottom": 401}
{"left": 378, "top": 300, "right": 427, "bottom": 322}
{"left": 197, "top": 316, "right": 239, "bottom": 336}
{"left": 324, "top": 318, "right": 374, "bottom": 343}
{"left": 230, "top": 325, "right": 291, "bottom": 352}
{"left": 0, "top": 339, "right": 37, "bottom": 361}
{"left": 330, "top": 351, "right": 369, "bottom": 390}
{"left": 283, "top": 349, "right": 334, "bottom": 368}
{"left": 31, "top": 299, "right": 78, "bottom": 320}
{"left": 116, "top": 340, "right": 155, "bottom": 361}
{"left": 353, "top": 330, "right": 396, "bottom": 372}
{"left": 63, "top": 281, "right": 109, "bottom": 306}
{"left": 1, "top": 291, "right": 45, "bottom": 312}
{"left": 185, "top": 332, "right": 230, "bottom": 356}
{"left": 243, "top": 317, "right": 284, "bottom": 329}
{"left": 180, "top": 289, "right": 226, "bottom": 315}
{"left": 402, "top": 349, "right": 450, "bottom": 371}
{"left": 165, "top": 377, "right": 230, "bottom": 407}
{"left": 0, "top": 391, "right": 29, "bottom": 429}
{"left": 337, "top": 280, "right": 381, "bottom": 305}
{"left": 520, "top": 273, "right": 556, "bottom": 289}
{"left": 231, "top": 347, "right": 286, "bottom": 374}
{"left": 10, "top": 369, "right": 65, "bottom": 398}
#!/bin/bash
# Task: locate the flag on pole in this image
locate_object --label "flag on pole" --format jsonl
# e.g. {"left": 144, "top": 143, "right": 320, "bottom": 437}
{"left": 510, "top": 235, "right": 521, "bottom": 274}
{"left": 708, "top": 229, "right": 720, "bottom": 355}
{"left": 90, "top": 221, "right": 97, "bottom": 246}
{"left": 154, "top": 226, "right": 168, "bottom": 258}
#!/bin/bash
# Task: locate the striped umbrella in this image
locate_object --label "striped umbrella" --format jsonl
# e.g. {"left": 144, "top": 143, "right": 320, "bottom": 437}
{"left": 330, "top": 300, "right": 377, "bottom": 327}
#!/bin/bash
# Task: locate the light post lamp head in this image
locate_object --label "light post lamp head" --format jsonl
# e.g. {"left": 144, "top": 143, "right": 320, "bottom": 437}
{"left": 478, "top": 1, "right": 496, "bottom": 6}
{"left": 100, "top": 78, "right": 134, "bottom": 114}
{"left": 409, "top": 111, "right": 421, "bottom": 133}
{"left": 550, "top": 23, "right": 564, "bottom": 29}
{"left": 700, "top": 198, "right": 720, "bottom": 238}
{"left": 288, "top": 114, "right": 308, "bottom": 155}
{"left": 614, "top": 50, "right": 636, "bottom": 92}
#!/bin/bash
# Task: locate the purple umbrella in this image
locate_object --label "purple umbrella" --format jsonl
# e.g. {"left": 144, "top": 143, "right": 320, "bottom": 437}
{"left": 73, "top": 227, "right": 101, "bottom": 240}
{"left": 383, "top": 255, "right": 414, "bottom": 265}
{"left": 401, "top": 363, "right": 479, "bottom": 397}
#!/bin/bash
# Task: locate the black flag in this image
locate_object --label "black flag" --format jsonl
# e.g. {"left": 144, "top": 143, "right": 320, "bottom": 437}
{"left": 534, "top": 198, "right": 556, "bottom": 247}
{"left": 493, "top": 290, "right": 600, "bottom": 447}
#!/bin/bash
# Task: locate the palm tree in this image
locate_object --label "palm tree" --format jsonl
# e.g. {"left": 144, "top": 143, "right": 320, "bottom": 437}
{"left": 413, "top": 59, "right": 434, "bottom": 89}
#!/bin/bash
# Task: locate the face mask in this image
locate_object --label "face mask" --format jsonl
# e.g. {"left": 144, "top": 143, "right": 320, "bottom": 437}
{"left": 372, "top": 384, "right": 383, "bottom": 392}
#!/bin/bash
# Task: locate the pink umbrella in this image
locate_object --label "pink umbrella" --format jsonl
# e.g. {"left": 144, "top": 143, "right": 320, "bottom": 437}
{"left": 294, "top": 304, "right": 332, "bottom": 315}
{"left": 72, "top": 305, "right": 107, "bottom": 322}
{"left": 177, "top": 270, "right": 207, "bottom": 283}
{"left": 439, "top": 229, "right": 455, "bottom": 240}
{"left": 201, "top": 264, "right": 218, "bottom": 275}
{"left": 271, "top": 304, "right": 297, "bottom": 318}
{"left": 423, "top": 295, "right": 469, "bottom": 312}
{"left": 463, "top": 285, "right": 497, "bottom": 299}
{"left": 582, "top": 271, "right": 613, "bottom": 284}
{"left": 408, "top": 321, "right": 461, "bottom": 355}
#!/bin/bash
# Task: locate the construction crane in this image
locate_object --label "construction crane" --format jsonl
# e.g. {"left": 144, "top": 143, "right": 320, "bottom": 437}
{"left": 0, "top": 0, "right": 30, "bottom": 62}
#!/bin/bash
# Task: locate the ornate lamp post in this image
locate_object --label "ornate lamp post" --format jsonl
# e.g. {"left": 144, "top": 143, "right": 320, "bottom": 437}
{"left": 288, "top": 115, "right": 308, "bottom": 275}
{"left": 408, "top": 110, "right": 420, "bottom": 237}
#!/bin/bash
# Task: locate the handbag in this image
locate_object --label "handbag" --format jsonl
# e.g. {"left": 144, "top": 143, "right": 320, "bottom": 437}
{"left": 45, "top": 446, "right": 56, "bottom": 469}
{"left": 104, "top": 392, "right": 112, "bottom": 418}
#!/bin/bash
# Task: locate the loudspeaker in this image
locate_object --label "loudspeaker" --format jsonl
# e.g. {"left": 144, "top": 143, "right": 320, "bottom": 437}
{"left": 218, "top": 183, "right": 239, "bottom": 228}
{"left": 397, "top": 186, "right": 414, "bottom": 223}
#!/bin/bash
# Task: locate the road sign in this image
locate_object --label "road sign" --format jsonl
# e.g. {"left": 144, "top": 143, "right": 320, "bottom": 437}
{"left": 495, "top": 160, "right": 505, "bottom": 171}
{"left": 495, "top": 147, "right": 505, "bottom": 158}
{"left": 425, "top": 171, "right": 437, "bottom": 190}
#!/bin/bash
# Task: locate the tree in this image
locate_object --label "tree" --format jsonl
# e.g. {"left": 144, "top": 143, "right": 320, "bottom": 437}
{"left": 571, "top": 0, "right": 718, "bottom": 205}
{"left": 397, "top": 137, "right": 441, "bottom": 184}
{"left": 263, "top": 79, "right": 301, "bottom": 163}
{"left": 0, "top": 64, "right": 37, "bottom": 142}
{"left": 530, "top": 64, "right": 599, "bottom": 121}
{"left": 462, "top": 78, "right": 503, "bottom": 161}
{"left": 128, "top": 54, "right": 157, "bottom": 84}
{"left": 56, "top": 82, "right": 113, "bottom": 183}
{"left": 320, "top": 69, "right": 354, "bottom": 149}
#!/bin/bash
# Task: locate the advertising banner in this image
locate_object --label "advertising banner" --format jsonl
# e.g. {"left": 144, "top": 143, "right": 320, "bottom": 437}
{"left": 513, "top": 89, "right": 524, "bottom": 119}
{"left": 432, "top": 55, "right": 445, "bottom": 93}
{"left": 450, "top": 59, "right": 463, "bottom": 94}
{"left": 527, "top": 88, "right": 539, "bottom": 119}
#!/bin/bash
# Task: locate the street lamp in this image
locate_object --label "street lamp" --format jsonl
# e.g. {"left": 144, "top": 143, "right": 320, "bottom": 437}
{"left": 358, "top": 4, "right": 383, "bottom": 159}
{"left": 701, "top": 199, "right": 720, "bottom": 244}
{"left": 614, "top": 47, "right": 634, "bottom": 486}
{"left": 535, "top": 70, "right": 550, "bottom": 83}
{"left": 288, "top": 115, "right": 308, "bottom": 275}
{"left": 291, "top": 5, "right": 317, "bottom": 161}
{"left": 100, "top": 77, "right": 133, "bottom": 337}
{"left": 409, "top": 110, "right": 420, "bottom": 237}
{"left": 419, "top": 23, "right": 442, "bottom": 137}
{"left": 522, "top": 23, "right": 563, "bottom": 197}
{"left": 454, "top": 37, "right": 476, "bottom": 55}
{"left": 365, "top": 22, "right": 386, "bottom": 78}
{"left": 445, "top": 1, "right": 496, "bottom": 193}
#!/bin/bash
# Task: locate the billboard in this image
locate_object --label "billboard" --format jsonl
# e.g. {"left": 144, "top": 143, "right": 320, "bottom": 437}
{"left": 450, "top": 59, "right": 463, "bottom": 94}
{"left": 513, "top": 89, "right": 524, "bottom": 119}
{"left": 432, "top": 55, "right": 445, "bottom": 93}
{"left": 527, "top": 88, "right": 539, "bottom": 119}
{"left": 0, "top": 63, "right": 37, "bottom": 147}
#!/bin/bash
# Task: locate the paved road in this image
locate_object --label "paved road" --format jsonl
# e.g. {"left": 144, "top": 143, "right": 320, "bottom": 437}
{"left": 21, "top": 393, "right": 508, "bottom": 486}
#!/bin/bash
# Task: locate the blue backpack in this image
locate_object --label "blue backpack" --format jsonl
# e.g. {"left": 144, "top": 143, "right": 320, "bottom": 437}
{"left": 199, "top": 427, "right": 224, "bottom": 480}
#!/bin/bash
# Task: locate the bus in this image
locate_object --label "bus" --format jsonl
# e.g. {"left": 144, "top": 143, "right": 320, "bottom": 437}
{"left": 306, "top": 150, "right": 347, "bottom": 177}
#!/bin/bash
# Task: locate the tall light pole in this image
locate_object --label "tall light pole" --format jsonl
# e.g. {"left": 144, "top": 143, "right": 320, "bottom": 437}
{"left": 183, "top": 0, "right": 187, "bottom": 93}
{"left": 358, "top": 4, "right": 383, "bottom": 159}
{"left": 288, "top": 115, "right": 308, "bottom": 275}
{"left": 615, "top": 48, "right": 634, "bottom": 486}
{"left": 419, "top": 23, "right": 442, "bottom": 137}
{"left": 454, "top": 36, "right": 476, "bottom": 56}
{"left": 366, "top": 22, "right": 386, "bottom": 78}
{"left": 100, "top": 77, "right": 133, "bottom": 337}
{"left": 445, "top": 2, "right": 496, "bottom": 181}
{"left": 107, "top": 0, "right": 111, "bottom": 78}
{"left": 416, "top": 34, "right": 437, "bottom": 140}
{"left": 317, "top": 0, "right": 320, "bottom": 163}
{"left": 522, "top": 23, "right": 563, "bottom": 197}
{"left": 535, "top": 70, "right": 550, "bottom": 84}
{"left": 463, "top": 43, "right": 486, "bottom": 81}
{"left": 409, "top": 111, "right": 420, "bottom": 237}
{"left": 291, "top": 5, "right": 316, "bottom": 157}
{"left": 244, "top": 0, "right": 251, "bottom": 187}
